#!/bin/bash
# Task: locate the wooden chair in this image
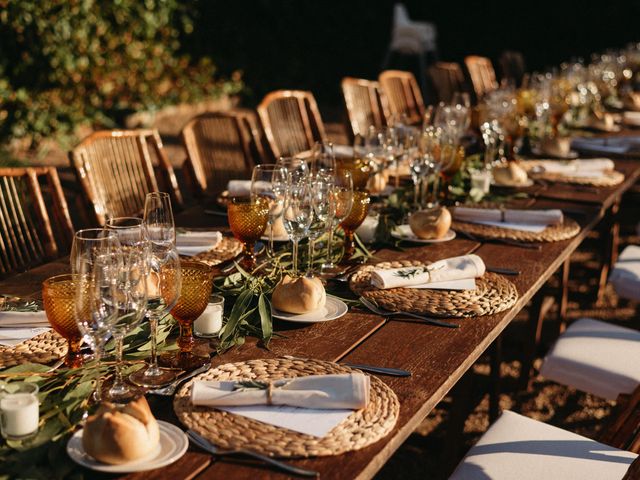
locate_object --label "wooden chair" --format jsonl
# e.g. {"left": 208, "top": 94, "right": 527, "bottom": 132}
{"left": 257, "top": 90, "right": 327, "bottom": 159}
{"left": 70, "top": 129, "right": 183, "bottom": 226}
{"left": 378, "top": 70, "right": 425, "bottom": 125}
{"left": 499, "top": 50, "right": 527, "bottom": 88}
{"left": 341, "top": 77, "right": 390, "bottom": 140}
{"left": 0, "top": 167, "right": 74, "bottom": 278}
{"left": 464, "top": 55, "right": 499, "bottom": 100}
{"left": 181, "top": 110, "right": 264, "bottom": 197}
{"left": 427, "top": 61, "right": 468, "bottom": 104}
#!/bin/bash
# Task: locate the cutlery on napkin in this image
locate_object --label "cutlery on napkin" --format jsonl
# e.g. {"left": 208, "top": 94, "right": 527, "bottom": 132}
{"left": 453, "top": 206, "right": 563, "bottom": 229}
{"left": 369, "top": 255, "right": 485, "bottom": 290}
{"left": 176, "top": 231, "right": 222, "bottom": 256}
{"left": 191, "top": 373, "right": 369, "bottom": 410}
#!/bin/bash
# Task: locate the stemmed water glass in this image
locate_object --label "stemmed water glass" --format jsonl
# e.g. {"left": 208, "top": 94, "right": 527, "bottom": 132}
{"left": 282, "top": 171, "right": 313, "bottom": 276}
{"left": 71, "top": 228, "right": 121, "bottom": 402}
{"left": 129, "top": 192, "right": 182, "bottom": 388}
{"left": 311, "top": 142, "right": 336, "bottom": 174}
{"left": 321, "top": 170, "right": 353, "bottom": 274}
{"left": 307, "top": 172, "right": 334, "bottom": 276}
{"left": 104, "top": 217, "right": 149, "bottom": 403}
{"left": 276, "top": 156, "right": 309, "bottom": 178}
{"left": 251, "top": 164, "right": 287, "bottom": 256}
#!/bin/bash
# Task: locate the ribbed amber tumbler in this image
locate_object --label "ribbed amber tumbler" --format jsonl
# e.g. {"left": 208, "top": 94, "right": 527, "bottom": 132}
{"left": 165, "top": 260, "right": 214, "bottom": 370}
{"left": 228, "top": 196, "right": 269, "bottom": 270}
{"left": 340, "top": 190, "right": 371, "bottom": 260}
{"left": 42, "top": 274, "right": 83, "bottom": 368}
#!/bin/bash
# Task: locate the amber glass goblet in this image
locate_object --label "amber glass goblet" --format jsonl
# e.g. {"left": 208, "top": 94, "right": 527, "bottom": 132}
{"left": 340, "top": 190, "right": 371, "bottom": 260}
{"left": 42, "top": 274, "right": 83, "bottom": 368}
{"left": 160, "top": 260, "right": 214, "bottom": 371}
{"left": 228, "top": 196, "right": 269, "bottom": 270}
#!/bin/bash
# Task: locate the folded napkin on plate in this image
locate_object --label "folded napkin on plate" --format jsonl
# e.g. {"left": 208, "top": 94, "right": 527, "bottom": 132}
{"left": 176, "top": 231, "right": 222, "bottom": 256}
{"left": 0, "top": 327, "right": 51, "bottom": 347}
{"left": 370, "top": 254, "right": 486, "bottom": 290}
{"left": 191, "top": 373, "right": 369, "bottom": 410}
{"left": 0, "top": 310, "right": 49, "bottom": 328}
{"left": 538, "top": 159, "right": 614, "bottom": 176}
{"left": 453, "top": 207, "right": 563, "bottom": 226}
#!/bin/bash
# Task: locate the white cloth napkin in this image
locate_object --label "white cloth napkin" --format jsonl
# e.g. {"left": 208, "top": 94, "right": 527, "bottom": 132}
{"left": 176, "top": 231, "right": 222, "bottom": 256}
{"left": 227, "top": 180, "right": 252, "bottom": 196}
{"left": 533, "top": 158, "right": 615, "bottom": 177}
{"left": 191, "top": 373, "right": 370, "bottom": 410}
{"left": 453, "top": 207, "right": 563, "bottom": 227}
{"left": 370, "top": 255, "right": 486, "bottom": 290}
{"left": 0, "top": 327, "right": 51, "bottom": 347}
{"left": 0, "top": 311, "right": 49, "bottom": 328}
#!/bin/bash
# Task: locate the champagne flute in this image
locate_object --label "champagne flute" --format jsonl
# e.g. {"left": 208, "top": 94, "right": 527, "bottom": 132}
{"left": 283, "top": 171, "right": 313, "bottom": 276}
{"left": 321, "top": 170, "right": 353, "bottom": 274}
{"left": 72, "top": 228, "right": 121, "bottom": 402}
{"left": 307, "top": 172, "right": 334, "bottom": 276}
{"left": 105, "top": 217, "right": 149, "bottom": 403}
{"left": 251, "top": 164, "right": 287, "bottom": 256}
{"left": 311, "top": 141, "right": 336, "bottom": 174}
{"left": 129, "top": 192, "right": 182, "bottom": 388}
{"left": 276, "top": 156, "right": 309, "bottom": 178}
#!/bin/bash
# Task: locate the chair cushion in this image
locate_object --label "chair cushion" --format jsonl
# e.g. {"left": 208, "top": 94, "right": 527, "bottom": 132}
{"left": 610, "top": 245, "right": 640, "bottom": 301}
{"left": 450, "top": 410, "right": 637, "bottom": 480}
{"left": 539, "top": 318, "right": 640, "bottom": 400}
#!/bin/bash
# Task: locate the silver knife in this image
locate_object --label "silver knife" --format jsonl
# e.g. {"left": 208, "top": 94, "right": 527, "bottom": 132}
{"left": 342, "top": 363, "right": 411, "bottom": 377}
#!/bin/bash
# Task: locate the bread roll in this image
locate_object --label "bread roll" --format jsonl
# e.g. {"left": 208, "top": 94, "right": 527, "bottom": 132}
{"left": 272, "top": 275, "right": 326, "bottom": 314}
{"left": 409, "top": 207, "right": 451, "bottom": 239}
{"left": 82, "top": 396, "right": 160, "bottom": 465}
{"left": 540, "top": 137, "right": 571, "bottom": 157}
{"left": 492, "top": 162, "right": 528, "bottom": 186}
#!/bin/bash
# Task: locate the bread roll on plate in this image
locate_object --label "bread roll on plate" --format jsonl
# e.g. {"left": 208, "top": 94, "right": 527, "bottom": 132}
{"left": 272, "top": 275, "right": 326, "bottom": 314}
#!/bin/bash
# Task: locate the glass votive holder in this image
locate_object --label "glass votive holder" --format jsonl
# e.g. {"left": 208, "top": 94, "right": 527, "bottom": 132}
{"left": 0, "top": 382, "right": 39, "bottom": 441}
{"left": 470, "top": 168, "right": 492, "bottom": 194}
{"left": 194, "top": 294, "right": 225, "bottom": 338}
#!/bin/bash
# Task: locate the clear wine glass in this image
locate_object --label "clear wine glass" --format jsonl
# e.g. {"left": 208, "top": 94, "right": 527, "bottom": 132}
{"left": 129, "top": 192, "right": 182, "bottom": 388}
{"left": 282, "top": 170, "right": 313, "bottom": 276}
{"left": 311, "top": 141, "right": 336, "bottom": 174}
{"left": 276, "top": 156, "right": 309, "bottom": 178}
{"left": 321, "top": 170, "right": 353, "bottom": 274}
{"left": 251, "top": 164, "right": 287, "bottom": 256}
{"left": 71, "top": 228, "right": 121, "bottom": 402}
{"left": 104, "top": 217, "right": 149, "bottom": 403}
{"left": 307, "top": 172, "right": 334, "bottom": 276}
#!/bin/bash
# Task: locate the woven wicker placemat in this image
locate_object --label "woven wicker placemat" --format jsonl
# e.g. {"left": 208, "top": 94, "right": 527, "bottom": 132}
{"left": 523, "top": 162, "right": 624, "bottom": 187}
{"left": 174, "top": 358, "right": 399, "bottom": 458}
{"left": 350, "top": 260, "right": 518, "bottom": 318}
{"left": 452, "top": 217, "right": 580, "bottom": 242}
{"left": 189, "top": 236, "right": 243, "bottom": 267}
{"left": 0, "top": 330, "right": 65, "bottom": 369}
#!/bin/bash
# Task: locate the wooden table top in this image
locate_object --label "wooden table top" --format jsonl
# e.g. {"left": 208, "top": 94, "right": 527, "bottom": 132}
{"left": 0, "top": 156, "right": 638, "bottom": 480}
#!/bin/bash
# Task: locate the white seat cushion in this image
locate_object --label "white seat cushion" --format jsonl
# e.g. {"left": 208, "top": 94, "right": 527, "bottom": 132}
{"left": 540, "top": 318, "right": 640, "bottom": 400}
{"left": 450, "top": 410, "right": 637, "bottom": 480}
{"left": 610, "top": 245, "right": 640, "bottom": 301}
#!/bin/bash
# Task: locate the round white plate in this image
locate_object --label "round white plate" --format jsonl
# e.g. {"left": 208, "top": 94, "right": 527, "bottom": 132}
{"left": 66, "top": 421, "right": 188, "bottom": 473}
{"left": 391, "top": 225, "right": 456, "bottom": 243}
{"left": 491, "top": 178, "right": 535, "bottom": 188}
{"left": 272, "top": 295, "right": 348, "bottom": 323}
{"left": 260, "top": 235, "right": 290, "bottom": 242}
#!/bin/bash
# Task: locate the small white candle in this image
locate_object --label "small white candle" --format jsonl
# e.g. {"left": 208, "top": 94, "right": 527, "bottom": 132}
{"left": 471, "top": 169, "right": 492, "bottom": 193}
{"left": 0, "top": 388, "right": 39, "bottom": 439}
{"left": 194, "top": 296, "right": 224, "bottom": 337}
{"left": 356, "top": 214, "right": 379, "bottom": 244}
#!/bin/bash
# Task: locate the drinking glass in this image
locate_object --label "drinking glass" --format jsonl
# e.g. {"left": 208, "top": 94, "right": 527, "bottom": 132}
{"left": 283, "top": 171, "right": 313, "bottom": 276}
{"left": 129, "top": 192, "right": 182, "bottom": 388}
{"left": 311, "top": 142, "right": 336, "bottom": 174}
{"left": 72, "top": 229, "right": 121, "bottom": 402}
{"left": 276, "top": 156, "right": 309, "bottom": 178}
{"left": 321, "top": 170, "right": 353, "bottom": 274}
{"left": 105, "top": 217, "right": 149, "bottom": 403}
{"left": 251, "top": 164, "right": 287, "bottom": 256}
{"left": 340, "top": 190, "right": 370, "bottom": 260}
{"left": 161, "top": 260, "right": 213, "bottom": 370}
{"left": 309, "top": 172, "right": 334, "bottom": 275}
{"left": 42, "top": 274, "right": 83, "bottom": 368}
{"left": 228, "top": 197, "right": 269, "bottom": 270}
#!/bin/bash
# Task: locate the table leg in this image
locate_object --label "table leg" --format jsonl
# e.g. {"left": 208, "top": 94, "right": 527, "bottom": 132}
{"left": 518, "top": 292, "right": 555, "bottom": 391}
{"left": 597, "top": 200, "right": 620, "bottom": 306}
{"left": 489, "top": 335, "right": 502, "bottom": 422}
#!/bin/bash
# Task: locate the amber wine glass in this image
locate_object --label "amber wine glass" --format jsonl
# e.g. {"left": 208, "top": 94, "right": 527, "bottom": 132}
{"left": 228, "top": 196, "right": 269, "bottom": 270}
{"left": 160, "top": 260, "right": 214, "bottom": 370}
{"left": 340, "top": 191, "right": 371, "bottom": 260}
{"left": 42, "top": 274, "right": 83, "bottom": 368}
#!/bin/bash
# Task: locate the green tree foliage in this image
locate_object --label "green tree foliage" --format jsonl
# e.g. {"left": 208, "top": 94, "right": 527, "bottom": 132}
{"left": 0, "top": 0, "right": 243, "bottom": 147}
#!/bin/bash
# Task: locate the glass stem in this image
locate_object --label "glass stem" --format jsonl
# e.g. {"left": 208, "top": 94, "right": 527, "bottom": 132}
{"left": 413, "top": 180, "right": 419, "bottom": 208}
{"left": 112, "top": 333, "right": 125, "bottom": 391}
{"left": 93, "top": 341, "right": 104, "bottom": 403}
{"left": 146, "top": 314, "right": 161, "bottom": 376}
{"left": 268, "top": 220, "right": 275, "bottom": 256}
{"left": 432, "top": 171, "right": 441, "bottom": 207}
{"left": 326, "top": 223, "right": 335, "bottom": 266}
{"left": 292, "top": 238, "right": 299, "bottom": 276}
{"left": 307, "top": 238, "right": 315, "bottom": 275}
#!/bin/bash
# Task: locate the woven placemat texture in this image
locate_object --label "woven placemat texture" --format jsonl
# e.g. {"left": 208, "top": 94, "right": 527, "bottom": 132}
{"left": 523, "top": 162, "right": 624, "bottom": 186}
{"left": 350, "top": 260, "right": 518, "bottom": 318}
{"left": 174, "top": 358, "right": 399, "bottom": 458}
{"left": 189, "top": 236, "right": 243, "bottom": 266}
{"left": 452, "top": 217, "right": 580, "bottom": 242}
{"left": 0, "top": 330, "right": 65, "bottom": 369}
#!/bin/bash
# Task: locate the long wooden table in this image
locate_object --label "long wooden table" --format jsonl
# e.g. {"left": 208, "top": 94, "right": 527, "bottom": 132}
{"left": 1, "top": 157, "right": 639, "bottom": 479}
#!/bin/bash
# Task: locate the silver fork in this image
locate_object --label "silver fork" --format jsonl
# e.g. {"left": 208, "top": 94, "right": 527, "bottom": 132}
{"left": 359, "top": 297, "right": 459, "bottom": 328}
{"left": 187, "top": 430, "right": 318, "bottom": 477}
{"left": 148, "top": 363, "right": 211, "bottom": 396}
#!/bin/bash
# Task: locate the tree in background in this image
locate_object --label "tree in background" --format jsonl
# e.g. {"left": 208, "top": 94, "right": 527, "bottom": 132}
{"left": 0, "top": 0, "right": 243, "bottom": 149}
